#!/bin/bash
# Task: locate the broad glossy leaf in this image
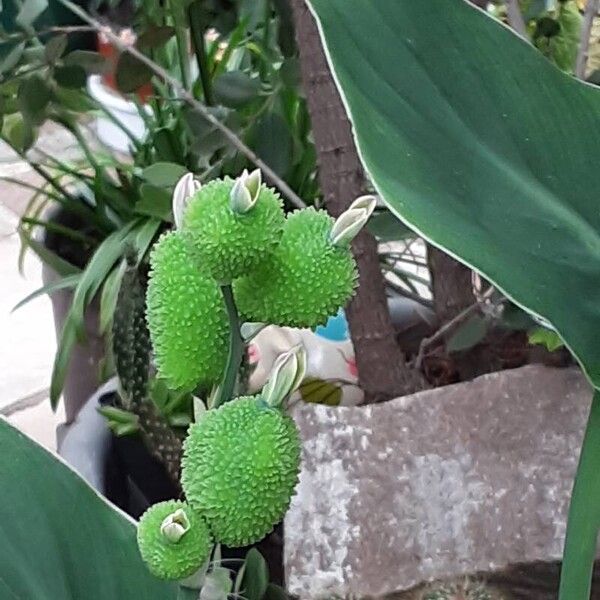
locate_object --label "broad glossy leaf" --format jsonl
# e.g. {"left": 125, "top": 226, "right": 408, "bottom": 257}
{"left": 64, "top": 50, "right": 108, "bottom": 75}
{"left": 18, "top": 74, "right": 51, "bottom": 124}
{"left": 45, "top": 34, "right": 68, "bottom": 63}
{"left": 0, "top": 418, "right": 176, "bottom": 599}
{"left": 15, "top": 0, "right": 48, "bottom": 28}
{"left": 310, "top": 0, "right": 600, "bottom": 386}
{"left": 447, "top": 315, "right": 488, "bottom": 353}
{"left": 142, "top": 162, "right": 188, "bottom": 188}
{"left": 213, "top": 71, "right": 261, "bottom": 108}
{"left": 367, "top": 210, "right": 412, "bottom": 242}
{"left": 116, "top": 52, "right": 153, "bottom": 94}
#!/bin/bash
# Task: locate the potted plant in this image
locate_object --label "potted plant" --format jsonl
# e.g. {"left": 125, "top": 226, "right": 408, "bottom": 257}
{"left": 2, "top": 0, "right": 318, "bottom": 421}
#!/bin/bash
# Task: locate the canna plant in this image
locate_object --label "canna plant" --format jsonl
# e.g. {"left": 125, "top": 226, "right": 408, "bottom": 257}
{"left": 132, "top": 169, "right": 374, "bottom": 590}
{"left": 307, "top": 0, "right": 600, "bottom": 597}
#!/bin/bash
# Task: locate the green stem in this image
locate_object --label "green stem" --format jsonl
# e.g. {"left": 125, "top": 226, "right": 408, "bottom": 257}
{"left": 559, "top": 390, "right": 600, "bottom": 599}
{"left": 188, "top": 1, "right": 214, "bottom": 105}
{"left": 170, "top": 0, "right": 192, "bottom": 91}
{"left": 213, "top": 285, "right": 244, "bottom": 409}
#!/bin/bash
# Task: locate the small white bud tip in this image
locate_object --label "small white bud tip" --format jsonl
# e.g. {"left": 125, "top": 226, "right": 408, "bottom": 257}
{"left": 263, "top": 344, "right": 307, "bottom": 407}
{"left": 160, "top": 508, "right": 191, "bottom": 543}
{"left": 230, "top": 168, "right": 262, "bottom": 214}
{"left": 330, "top": 194, "right": 377, "bottom": 247}
{"left": 173, "top": 173, "right": 201, "bottom": 229}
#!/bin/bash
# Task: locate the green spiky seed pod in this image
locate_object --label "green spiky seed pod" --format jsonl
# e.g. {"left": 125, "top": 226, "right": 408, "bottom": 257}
{"left": 137, "top": 500, "right": 212, "bottom": 580}
{"left": 182, "top": 178, "right": 285, "bottom": 283}
{"left": 181, "top": 395, "right": 301, "bottom": 547}
{"left": 146, "top": 231, "right": 229, "bottom": 391}
{"left": 234, "top": 208, "right": 358, "bottom": 328}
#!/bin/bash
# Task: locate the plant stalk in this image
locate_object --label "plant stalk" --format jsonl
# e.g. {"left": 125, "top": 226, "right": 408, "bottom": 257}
{"left": 169, "top": 0, "right": 192, "bottom": 91}
{"left": 213, "top": 285, "right": 244, "bottom": 409}
{"left": 188, "top": 1, "right": 214, "bottom": 105}
{"left": 559, "top": 390, "right": 600, "bottom": 599}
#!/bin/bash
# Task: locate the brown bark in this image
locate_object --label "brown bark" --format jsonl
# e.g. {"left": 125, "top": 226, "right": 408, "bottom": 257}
{"left": 427, "top": 246, "right": 474, "bottom": 323}
{"left": 290, "top": 0, "right": 425, "bottom": 403}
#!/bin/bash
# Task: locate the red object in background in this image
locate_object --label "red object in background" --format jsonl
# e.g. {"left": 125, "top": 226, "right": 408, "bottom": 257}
{"left": 96, "top": 32, "right": 152, "bottom": 103}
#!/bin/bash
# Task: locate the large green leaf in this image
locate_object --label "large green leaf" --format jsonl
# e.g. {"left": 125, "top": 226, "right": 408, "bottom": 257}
{"left": 0, "top": 418, "right": 176, "bottom": 599}
{"left": 309, "top": 0, "right": 600, "bottom": 387}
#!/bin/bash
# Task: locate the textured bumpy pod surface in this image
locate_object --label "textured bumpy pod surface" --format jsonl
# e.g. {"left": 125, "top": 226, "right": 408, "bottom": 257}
{"left": 182, "top": 178, "right": 285, "bottom": 282}
{"left": 234, "top": 208, "right": 358, "bottom": 328}
{"left": 137, "top": 500, "right": 212, "bottom": 580}
{"left": 146, "top": 231, "right": 229, "bottom": 391}
{"left": 181, "top": 396, "right": 301, "bottom": 547}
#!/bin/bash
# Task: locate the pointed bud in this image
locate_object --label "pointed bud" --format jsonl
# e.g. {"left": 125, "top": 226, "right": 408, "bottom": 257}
{"left": 173, "top": 173, "right": 201, "bottom": 229}
{"left": 160, "top": 508, "right": 191, "bottom": 543}
{"left": 262, "top": 344, "right": 307, "bottom": 407}
{"left": 230, "top": 168, "right": 262, "bottom": 214}
{"left": 330, "top": 195, "right": 377, "bottom": 247}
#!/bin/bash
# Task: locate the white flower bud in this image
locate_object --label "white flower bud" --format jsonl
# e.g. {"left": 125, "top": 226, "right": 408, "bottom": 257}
{"left": 160, "top": 508, "right": 190, "bottom": 543}
{"left": 330, "top": 195, "right": 377, "bottom": 247}
{"left": 230, "top": 168, "right": 262, "bottom": 214}
{"left": 173, "top": 173, "right": 201, "bottom": 229}
{"left": 262, "top": 344, "right": 307, "bottom": 407}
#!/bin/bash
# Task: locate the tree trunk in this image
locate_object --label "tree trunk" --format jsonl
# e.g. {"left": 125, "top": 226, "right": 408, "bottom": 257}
{"left": 290, "top": 0, "right": 425, "bottom": 403}
{"left": 427, "top": 246, "right": 474, "bottom": 323}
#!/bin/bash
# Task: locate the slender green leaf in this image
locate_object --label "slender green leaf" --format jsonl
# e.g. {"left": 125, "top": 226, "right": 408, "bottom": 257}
{"left": 12, "top": 273, "right": 80, "bottom": 313}
{"left": 99, "top": 261, "right": 125, "bottom": 334}
{"left": 97, "top": 405, "right": 139, "bottom": 424}
{"left": 0, "top": 418, "right": 176, "bottom": 599}
{"left": 18, "top": 227, "right": 81, "bottom": 277}
{"left": 69, "top": 225, "right": 136, "bottom": 339}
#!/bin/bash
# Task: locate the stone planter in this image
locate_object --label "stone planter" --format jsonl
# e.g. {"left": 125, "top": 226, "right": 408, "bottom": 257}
{"left": 284, "top": 364, "right": 596, "bottom": 599}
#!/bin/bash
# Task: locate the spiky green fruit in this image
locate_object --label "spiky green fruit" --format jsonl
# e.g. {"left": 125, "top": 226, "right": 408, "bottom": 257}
{"left": 181, "top": 395, "right": 301, "bottom": 547}
{"left": 182, "top": 178, "right": 285, "bottom": 283}
{"left": 234, "top": 208, "right": 358, "bottom": 328}
{"left": 146, "top": 231, "right": 229, "bottom": 391}
{"left": 137, "top": 500, "right": 212, "bottom": 580}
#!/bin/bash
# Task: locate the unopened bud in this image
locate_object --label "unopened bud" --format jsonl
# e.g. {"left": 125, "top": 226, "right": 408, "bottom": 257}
{"left": 160, "top": 508, "right": 191, "bottom": 543}
{"left": 262, "top": 345, "right": 307, "bottom": 407}
{"left": 173, "top": 173, "right": 201, "bottom": 229}
{"left": 330, "top": 195, "right": 377, "bottom": 246}
{"left": 230, "top": 168, "right": 262, "bottom": 214}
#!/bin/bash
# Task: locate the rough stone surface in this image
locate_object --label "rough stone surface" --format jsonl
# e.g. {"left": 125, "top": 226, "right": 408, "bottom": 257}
{"left": 284, "top": 365, "right": 592, "bottom": 599}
